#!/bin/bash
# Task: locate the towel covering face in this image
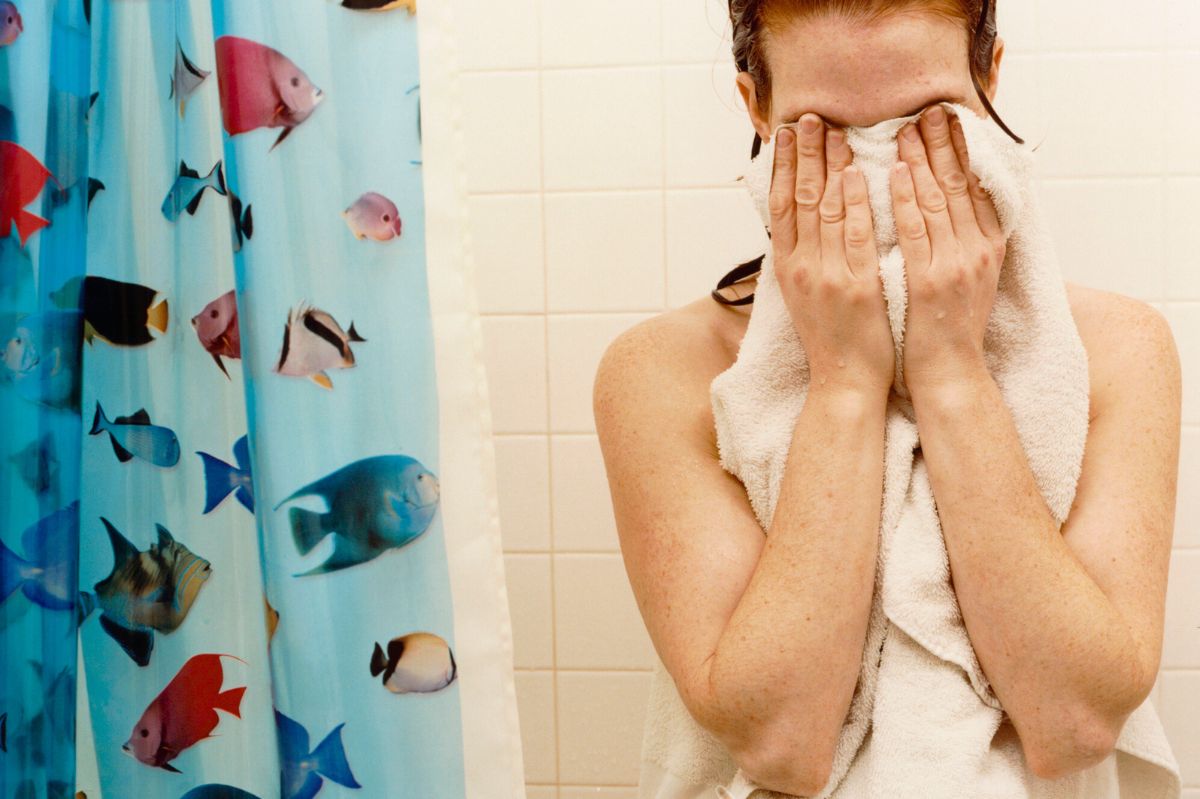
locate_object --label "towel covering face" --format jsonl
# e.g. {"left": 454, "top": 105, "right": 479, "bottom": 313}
{"left": 636, "top": 103, "right": 1182, "bottom": 799}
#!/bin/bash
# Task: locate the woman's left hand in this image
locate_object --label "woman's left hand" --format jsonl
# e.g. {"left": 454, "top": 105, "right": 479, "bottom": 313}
{"left": 891, "top": 104, "right": 1007, "bottom": 394}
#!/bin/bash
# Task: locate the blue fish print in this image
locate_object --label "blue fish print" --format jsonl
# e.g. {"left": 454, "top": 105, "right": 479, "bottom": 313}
{"left": 162, "top": 159, "right": 227, "bottom": 221}
{"left": 1, "top": 309, "right": 85, "bottom": 410}
{"left": 90, "top": 402, "right": 181, "bottom": 467}
{"left": 275, "top": 710, "right": 361, "bottom": 799}
{"left": 197, "top": 434, "right": 254, "bottom": 513}
{"left": 0, "top": 501, "right": 80, "bottom": 611}
{"left": 10, "top": 432, "right": 60, "bottom": 497}
{"left": 13, "top": 780, "right": 73, "bottom": 799}
{"left": 181, "top": 787, "right": 262, "bottom": 799}
{"left": 273, "top": 455, "right": 440, "bottom": 576}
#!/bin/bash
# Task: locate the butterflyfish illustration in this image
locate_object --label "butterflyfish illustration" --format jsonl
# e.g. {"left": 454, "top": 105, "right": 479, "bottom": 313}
{"left": 340, "top": 0, "right": 416, "bottom": 12}
{"left": 124, "top": 654, "right": 245, "bottom": 772}
{"left": 0, "top": 141, "right": 55, "bottom": 246}
{"left": 343, "top": 192, "right": 402, "bottom": 241}
{"left": 0, "top": 501, "right": 79, "bottom": 611}
{"left": 191, "top": 289, "right": 241, "bottom": 377}
{"left": 90, "top": 402, "right": 181, "bottom": 467}
{"left": 273, "top": 303, "right": 366, "bottom": 390}
{"left": 0, "top": 2, "right": 22, "bottom": 46}
{"left": 214, "top": 36, "right": 323, "bottom": 151}
{"left": 170, "top": 38, "right": 210, "bottom": 117}
{"left": 50, "top": 274, "right": 168, "bottom": 347}
{"left": 369, "top": 631, "right": 457, "bottom": 694}
{"left": 273, "top": 455, "right": 440, "bottom": 575}
{"left": 197, "top": 434, "right": 254, "bottom": 513}
{"left": 79, "top": 518, "right": 212, "bottom": 666}
{"left": 162, "top": 159, "right": 226, "bottom": 221}
{"left": 275, "top": 710, "right": 361, "bottom": 799}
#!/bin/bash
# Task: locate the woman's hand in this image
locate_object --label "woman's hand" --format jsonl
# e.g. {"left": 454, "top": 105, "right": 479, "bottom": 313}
{"left": 770, "top": 113, "right": 895, "bottom": 397}
{"left": 891, "top": 105, "right": 1007, "bottom": 394}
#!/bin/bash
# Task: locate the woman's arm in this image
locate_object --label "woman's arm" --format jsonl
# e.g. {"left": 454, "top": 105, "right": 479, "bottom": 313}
{"left": 888, "top": 106, "right": 1181, "bottom": 782}
{"left": 705, "top": 380, "right": 887, "bottom": 792}
{"left": 593, "top": 319, "right": 887, "bottom": 797}
{"left": 907, "top": 300, "right": 1180, "bottom": 781}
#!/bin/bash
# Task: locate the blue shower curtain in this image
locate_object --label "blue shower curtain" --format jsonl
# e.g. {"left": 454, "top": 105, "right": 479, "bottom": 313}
{"left": 0, "top": 1, "right": 514, "bottom": 797}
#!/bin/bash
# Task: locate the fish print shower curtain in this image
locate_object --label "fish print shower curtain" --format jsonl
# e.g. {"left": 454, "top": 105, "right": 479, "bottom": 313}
{"left": 0, "top": 1, "right": 526, "bottom": 797}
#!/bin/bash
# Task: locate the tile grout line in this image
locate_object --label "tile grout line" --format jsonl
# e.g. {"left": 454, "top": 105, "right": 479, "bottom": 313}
{"left": 533, "top": 0, "right": 562, "bottom": 790}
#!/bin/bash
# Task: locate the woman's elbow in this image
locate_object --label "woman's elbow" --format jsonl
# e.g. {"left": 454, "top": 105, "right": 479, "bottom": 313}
{"left": 732, "top": 736, "right": 834, "bottom": 799}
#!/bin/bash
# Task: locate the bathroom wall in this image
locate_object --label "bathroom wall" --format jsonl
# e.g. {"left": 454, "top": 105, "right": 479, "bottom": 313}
{"left": 451, "top": 0, "right": 1200, "bottom": 795}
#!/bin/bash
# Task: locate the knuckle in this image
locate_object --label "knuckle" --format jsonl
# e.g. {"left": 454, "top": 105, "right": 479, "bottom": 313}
{"left": 798, "top": 138, "right": 823, "bottom": 158}
{"left": 819, "top": 195, "right": 845, "bottom": 224}
{"left": 815, "top": 273, "right": 842, "bottom": 299}
{"left": 795, "top": 180, "right": 823, "bottom": 210}
{"left": 941, "top": 169, "right": 970, "bottom": 197}
{"left": 769, "top": 190, "right": 792, "bottom": 216}
{"left": 992, "top": 237, "right": 1007, "bottom": 263}
{"left": 845, "top": 221, "right": 872, "bottom": 248}
{"left": 974, "top": 249, "right": 992, "bottom": 273}
{"left": 919, "top": 188, "right": 948, "bottom": 214}
{"left": 901, "top": 218, "right": 926, "bottom": 241}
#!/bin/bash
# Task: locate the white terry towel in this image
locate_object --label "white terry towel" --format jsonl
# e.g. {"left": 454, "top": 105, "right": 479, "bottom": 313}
{"left": 696, "top": 102, "right": 1183, "bottom": 798}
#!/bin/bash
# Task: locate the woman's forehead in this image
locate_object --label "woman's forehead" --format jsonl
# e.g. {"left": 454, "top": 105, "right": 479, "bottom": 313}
{"left": 764, "top": 12, "right": 973, "bottom": 126}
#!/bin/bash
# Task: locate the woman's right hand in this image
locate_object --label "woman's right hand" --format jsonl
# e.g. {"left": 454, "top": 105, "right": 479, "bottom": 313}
{"left": 769, "top": 113, "right": 895, "bottom": 396}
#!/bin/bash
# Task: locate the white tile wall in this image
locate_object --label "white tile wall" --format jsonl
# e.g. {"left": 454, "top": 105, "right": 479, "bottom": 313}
{"left": 454, "top": 0, "right": 1200, "bottom": 793}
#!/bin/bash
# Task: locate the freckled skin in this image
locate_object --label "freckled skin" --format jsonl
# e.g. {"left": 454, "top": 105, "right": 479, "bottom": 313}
{"left": 741, "top": 13, "right": 996, "bottom": 136}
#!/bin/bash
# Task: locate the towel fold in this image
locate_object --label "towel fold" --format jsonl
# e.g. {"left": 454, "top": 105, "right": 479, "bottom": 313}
{"left": 636, "top": 102, "right": 1181, "bottom": 799}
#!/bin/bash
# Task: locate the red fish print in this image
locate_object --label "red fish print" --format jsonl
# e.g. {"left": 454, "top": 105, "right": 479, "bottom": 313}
{"left": 0, "top": 141, "right": 56, "bottom": 246}
{"left": 124, "top": 653, "right": 246, "bottom": 772}
{"left": 213, "top": 36, "right": 323, "bottom": 151}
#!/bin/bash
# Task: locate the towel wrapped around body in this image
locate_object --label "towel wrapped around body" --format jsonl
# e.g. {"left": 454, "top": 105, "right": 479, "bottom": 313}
{"left": 636, "top": 102, "right": 1182, "bottom": 799}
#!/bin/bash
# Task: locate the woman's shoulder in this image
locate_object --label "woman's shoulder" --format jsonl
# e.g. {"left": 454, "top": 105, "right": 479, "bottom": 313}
{"left": 1064, "top": 281, "right": 1179, "bottom": 418}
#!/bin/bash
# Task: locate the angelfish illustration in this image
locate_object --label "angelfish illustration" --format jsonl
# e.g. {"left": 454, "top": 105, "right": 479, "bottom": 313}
{"left": 273, "top": 455, "right": 440, "bottom": 575}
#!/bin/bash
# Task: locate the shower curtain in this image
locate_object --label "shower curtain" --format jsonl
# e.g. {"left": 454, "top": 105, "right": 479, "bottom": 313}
{"left": 0, "top": 1, "right": 526, "bottom": 797}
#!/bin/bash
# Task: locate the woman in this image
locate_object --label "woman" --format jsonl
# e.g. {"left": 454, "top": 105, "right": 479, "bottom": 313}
{"left": 592, "top": 0, "right": 1181, "bottom": 796}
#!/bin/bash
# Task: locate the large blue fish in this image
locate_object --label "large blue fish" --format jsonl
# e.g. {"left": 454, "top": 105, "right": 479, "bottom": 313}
{"left": 79, "top": 518, "right": 212, "bottom": 666}
{"left": 0, "top": 501, "right": 80, "bottom": 611}
{"left": 197, "top": 434, "right": 254, "bottom": 513}
{"left": 275, "top": 710, "right": 360, "bottom": 799}
{"left": 273, "top": 455, "right": 440, "bottom": 575}
{"left": 90, "top": 402, "right": 181, "bottom": 467}
{"left": 181, "top": 787, "right": 262, "bottom": 799}
{"left": 1, "top": 309, "right": 84, "bottom": 410}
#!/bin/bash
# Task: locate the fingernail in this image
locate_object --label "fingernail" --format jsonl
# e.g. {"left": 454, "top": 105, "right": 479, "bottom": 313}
{"left": 778, "top": 128, "right": 794, "bottom": 147}
{"left": 927, "top": 105, "right": 946, "bottom": 125}
{"left": 801, "top": 114, "right": 821, "bottom": 134}
{"left": 902, "top": 124, "right": 920, "bottom": 142}
{"left": 827, "top": 127, "right": 845, "bottom": 146}
{"left": 893, "top": 161, "right": 909, "bottom": 175}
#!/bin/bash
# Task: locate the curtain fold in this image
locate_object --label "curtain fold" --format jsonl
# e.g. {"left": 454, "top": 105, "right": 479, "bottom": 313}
{"left": 1, "top": 1, "right": 523, "bottom": 797}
